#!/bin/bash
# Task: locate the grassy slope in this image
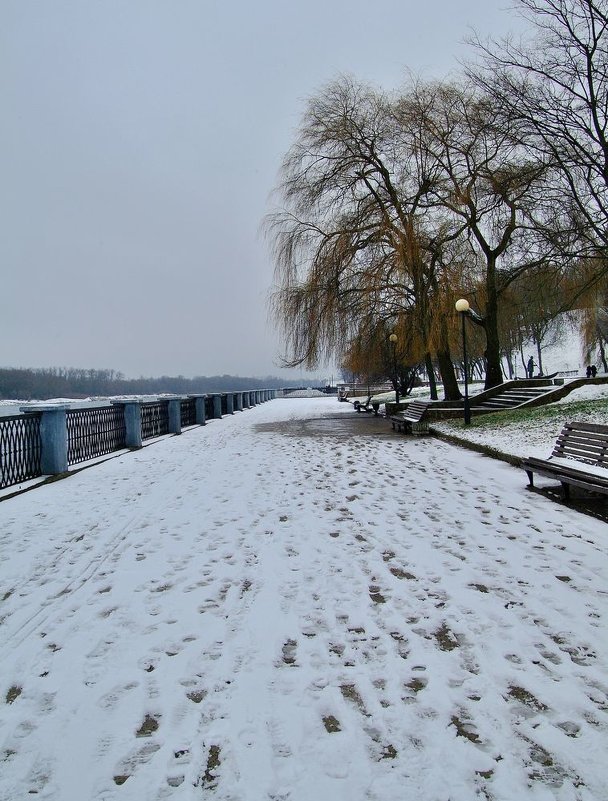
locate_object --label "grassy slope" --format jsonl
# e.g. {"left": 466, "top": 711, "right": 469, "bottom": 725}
{"left": 466, "top": 396, "right": 608, "bottom": 430}
{"left": 432, "top": 395, "right": 608, "bottom": 463}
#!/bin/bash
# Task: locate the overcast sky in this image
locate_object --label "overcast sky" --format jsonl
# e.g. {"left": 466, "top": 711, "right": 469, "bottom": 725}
{"left": 1, "top": 1, "right": 525, "bottom": 380}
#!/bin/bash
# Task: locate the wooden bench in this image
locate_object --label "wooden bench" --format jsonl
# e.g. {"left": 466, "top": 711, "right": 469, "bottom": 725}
{"left": 522, "top": 421, "right": 608, "bottom": 500}
{"left": 353, "top": 396, "right": 380, "bottom": 416}
{"left": 390, "top": 400, "right": 431, "bottom": 434}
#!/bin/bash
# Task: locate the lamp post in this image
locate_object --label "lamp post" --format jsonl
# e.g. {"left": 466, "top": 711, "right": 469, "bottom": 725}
{"left": 389, "top": 332, "right": 400, "bottom": 405}
{"left": 455, "top": 298, "right": 471, "bottom": 425}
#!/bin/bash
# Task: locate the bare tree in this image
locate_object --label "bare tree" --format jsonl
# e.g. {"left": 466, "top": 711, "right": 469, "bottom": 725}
{"left": 411, "top": 81, "right": 552, "bottom": 387}
{"left": 468, "top": 0, "right": 608, "bottom": 264}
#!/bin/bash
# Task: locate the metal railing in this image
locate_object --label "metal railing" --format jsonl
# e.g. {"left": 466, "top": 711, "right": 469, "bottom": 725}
{"left": 66, "top": 406, "right": 127, "bottom": 466}
{"left": 0, "top": 390, "right": 276, "bottom": 493}
{"left": 141, "top": 401, "right": 170, "bottom": 441}
{"left": 0, "top": 413, "right": 42, "bottom": 489}
{"left": 180, "top": 398, "right": 197, "bottom": 428}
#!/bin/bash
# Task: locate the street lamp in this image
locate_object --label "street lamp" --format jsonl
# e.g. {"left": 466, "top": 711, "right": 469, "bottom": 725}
{"left": 389, "top": 333, "right": 400, "bottom": 405}
{"left": 455, "top": 298, "right": 471, "bottom": 425}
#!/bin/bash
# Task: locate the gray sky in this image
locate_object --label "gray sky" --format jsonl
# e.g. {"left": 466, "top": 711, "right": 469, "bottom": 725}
{"left": 1, "top": 0, "right": 524, "bottom": 380}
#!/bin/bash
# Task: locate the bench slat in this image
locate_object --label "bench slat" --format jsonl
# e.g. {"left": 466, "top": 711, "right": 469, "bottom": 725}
{"left": 553, "top": 437, "right": 608, "bottom": 464}
{"left": 554, "top": 430, "right": 608, "bottom": 447}
{"left": 554, "top": 428, "right": 608, "bottom": 444}
{"left": 553, "top": 444, "right": 608, "bottom": 464}
{"left": 554, "top": 438, "right": 608, "bottom": 454}
{"left": 559, "top": 421, "right": 608, "bottom": 435}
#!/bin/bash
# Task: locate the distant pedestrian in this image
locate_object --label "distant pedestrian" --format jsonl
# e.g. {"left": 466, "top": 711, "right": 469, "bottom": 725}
{"left": 591, "top": 365, "right": 597, "bottom": 378}
{"left": 527, "top": 356, "right": 535, "bottom": 378}
{"left": 586, "top": 365, "right": 592, "bottom": 378}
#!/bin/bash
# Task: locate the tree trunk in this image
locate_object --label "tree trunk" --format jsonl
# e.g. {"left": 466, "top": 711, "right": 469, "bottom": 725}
{"left": 425, "top": 353, "right": 438, "bottom": 400}
{"left": 484, "top": 256, "right": 504, "bottom": 389}
{"left": 436, "top": 349, "right": 461, "bottom": 400}
{"left": 535, "top": 342, "right": 544, "bottom": 377}
{"left": 435, "top": 307, "right": 462, "bottom": 400}
{"left": 598, "top": 334, "right": 608, "bottom": 372}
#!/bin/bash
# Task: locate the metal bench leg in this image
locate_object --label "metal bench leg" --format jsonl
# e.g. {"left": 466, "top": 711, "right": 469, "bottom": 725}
{"left": 561, "top": 482, "right": 570, "bottom": 500}
{"left": 526, "top": 470, "right": 534, "bottom": 488}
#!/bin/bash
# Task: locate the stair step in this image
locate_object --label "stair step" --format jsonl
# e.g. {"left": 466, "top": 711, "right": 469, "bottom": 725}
{"left": 502, "top": 389, "right": 550, "bottom": 397}
{"left": 472, "top": 382, "right": 559, "bottom": 412}
{"left": 480, "top": 400, "right": 518, "bottom": 408}
{"left": 501, "top": 395, "right": 546, "bottom": 403}
{"left": 476, "top": 383, "right": 557, "bottom": 411}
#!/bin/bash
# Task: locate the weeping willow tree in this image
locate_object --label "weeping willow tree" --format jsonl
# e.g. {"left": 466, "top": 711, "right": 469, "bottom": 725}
{"left": 342, "top": 309, "right": 429, "bottom": 398}
{"left": 408, "top": 80, "right": 553, "bottom": 388}
{"left": 567, "top": 259, "right": 608, "bottom": 367}
{"left": 266, "top": 76, "right": 464, "bottom": 400}
{"left": 267, "top": 73, "right": 556, "bottom": 395}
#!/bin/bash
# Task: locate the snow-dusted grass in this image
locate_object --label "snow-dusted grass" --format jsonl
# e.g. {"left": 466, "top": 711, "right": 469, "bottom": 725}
{"left": 0, "top": 397, "right": 607, "bottom": 800}
{"left": 433, "top": 383, "right": 608, "bottom": 460}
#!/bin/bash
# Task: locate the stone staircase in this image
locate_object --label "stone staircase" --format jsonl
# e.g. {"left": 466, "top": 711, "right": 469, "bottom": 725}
{"left": 387, "top": 376, "right": 606, "bottom": 423}
{"left": 476, "top": 384, "right": 556, "bottom": 410}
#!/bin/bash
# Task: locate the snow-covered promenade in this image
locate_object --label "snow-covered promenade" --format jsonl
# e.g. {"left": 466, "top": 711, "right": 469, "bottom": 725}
{"left": 0, "top": 398, "right": 606, "bottom": 801}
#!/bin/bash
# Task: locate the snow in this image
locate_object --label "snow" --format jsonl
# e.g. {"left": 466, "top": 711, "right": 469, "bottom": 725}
{"left": 0, "top": 397, "right": 607, "bottom": 801}
{"left": 282, "top": 389, "right": 327, "bottom": 398}
{"left": 433, "top": 382, "right": 608, "bottom": 460}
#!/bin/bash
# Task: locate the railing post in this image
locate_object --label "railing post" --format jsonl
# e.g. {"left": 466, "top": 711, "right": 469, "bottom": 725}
{"left": 167, "top": 398, "right": 182, "bottom": 434}
{"left": 212, "top": 394, "right": 222, "bottom": 419}
{"left": 192, "top": 395, "right": 206, "bottom": 425}
{"left": 225, "top": 393, "right": 234, "bottom": 415}
{"left": 112, "top": 401, "right": 142, "bottom": 449}
{"left": 234, "top": 392, "right": 243, "bottom": 412}
{"left": 25, "top": 405, "right": 69, "bottom": 475}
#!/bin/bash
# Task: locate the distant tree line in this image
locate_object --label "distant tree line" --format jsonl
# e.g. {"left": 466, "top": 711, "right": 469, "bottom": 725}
{"left": 0, "top": 367, "right": 322, "bottom": 401}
